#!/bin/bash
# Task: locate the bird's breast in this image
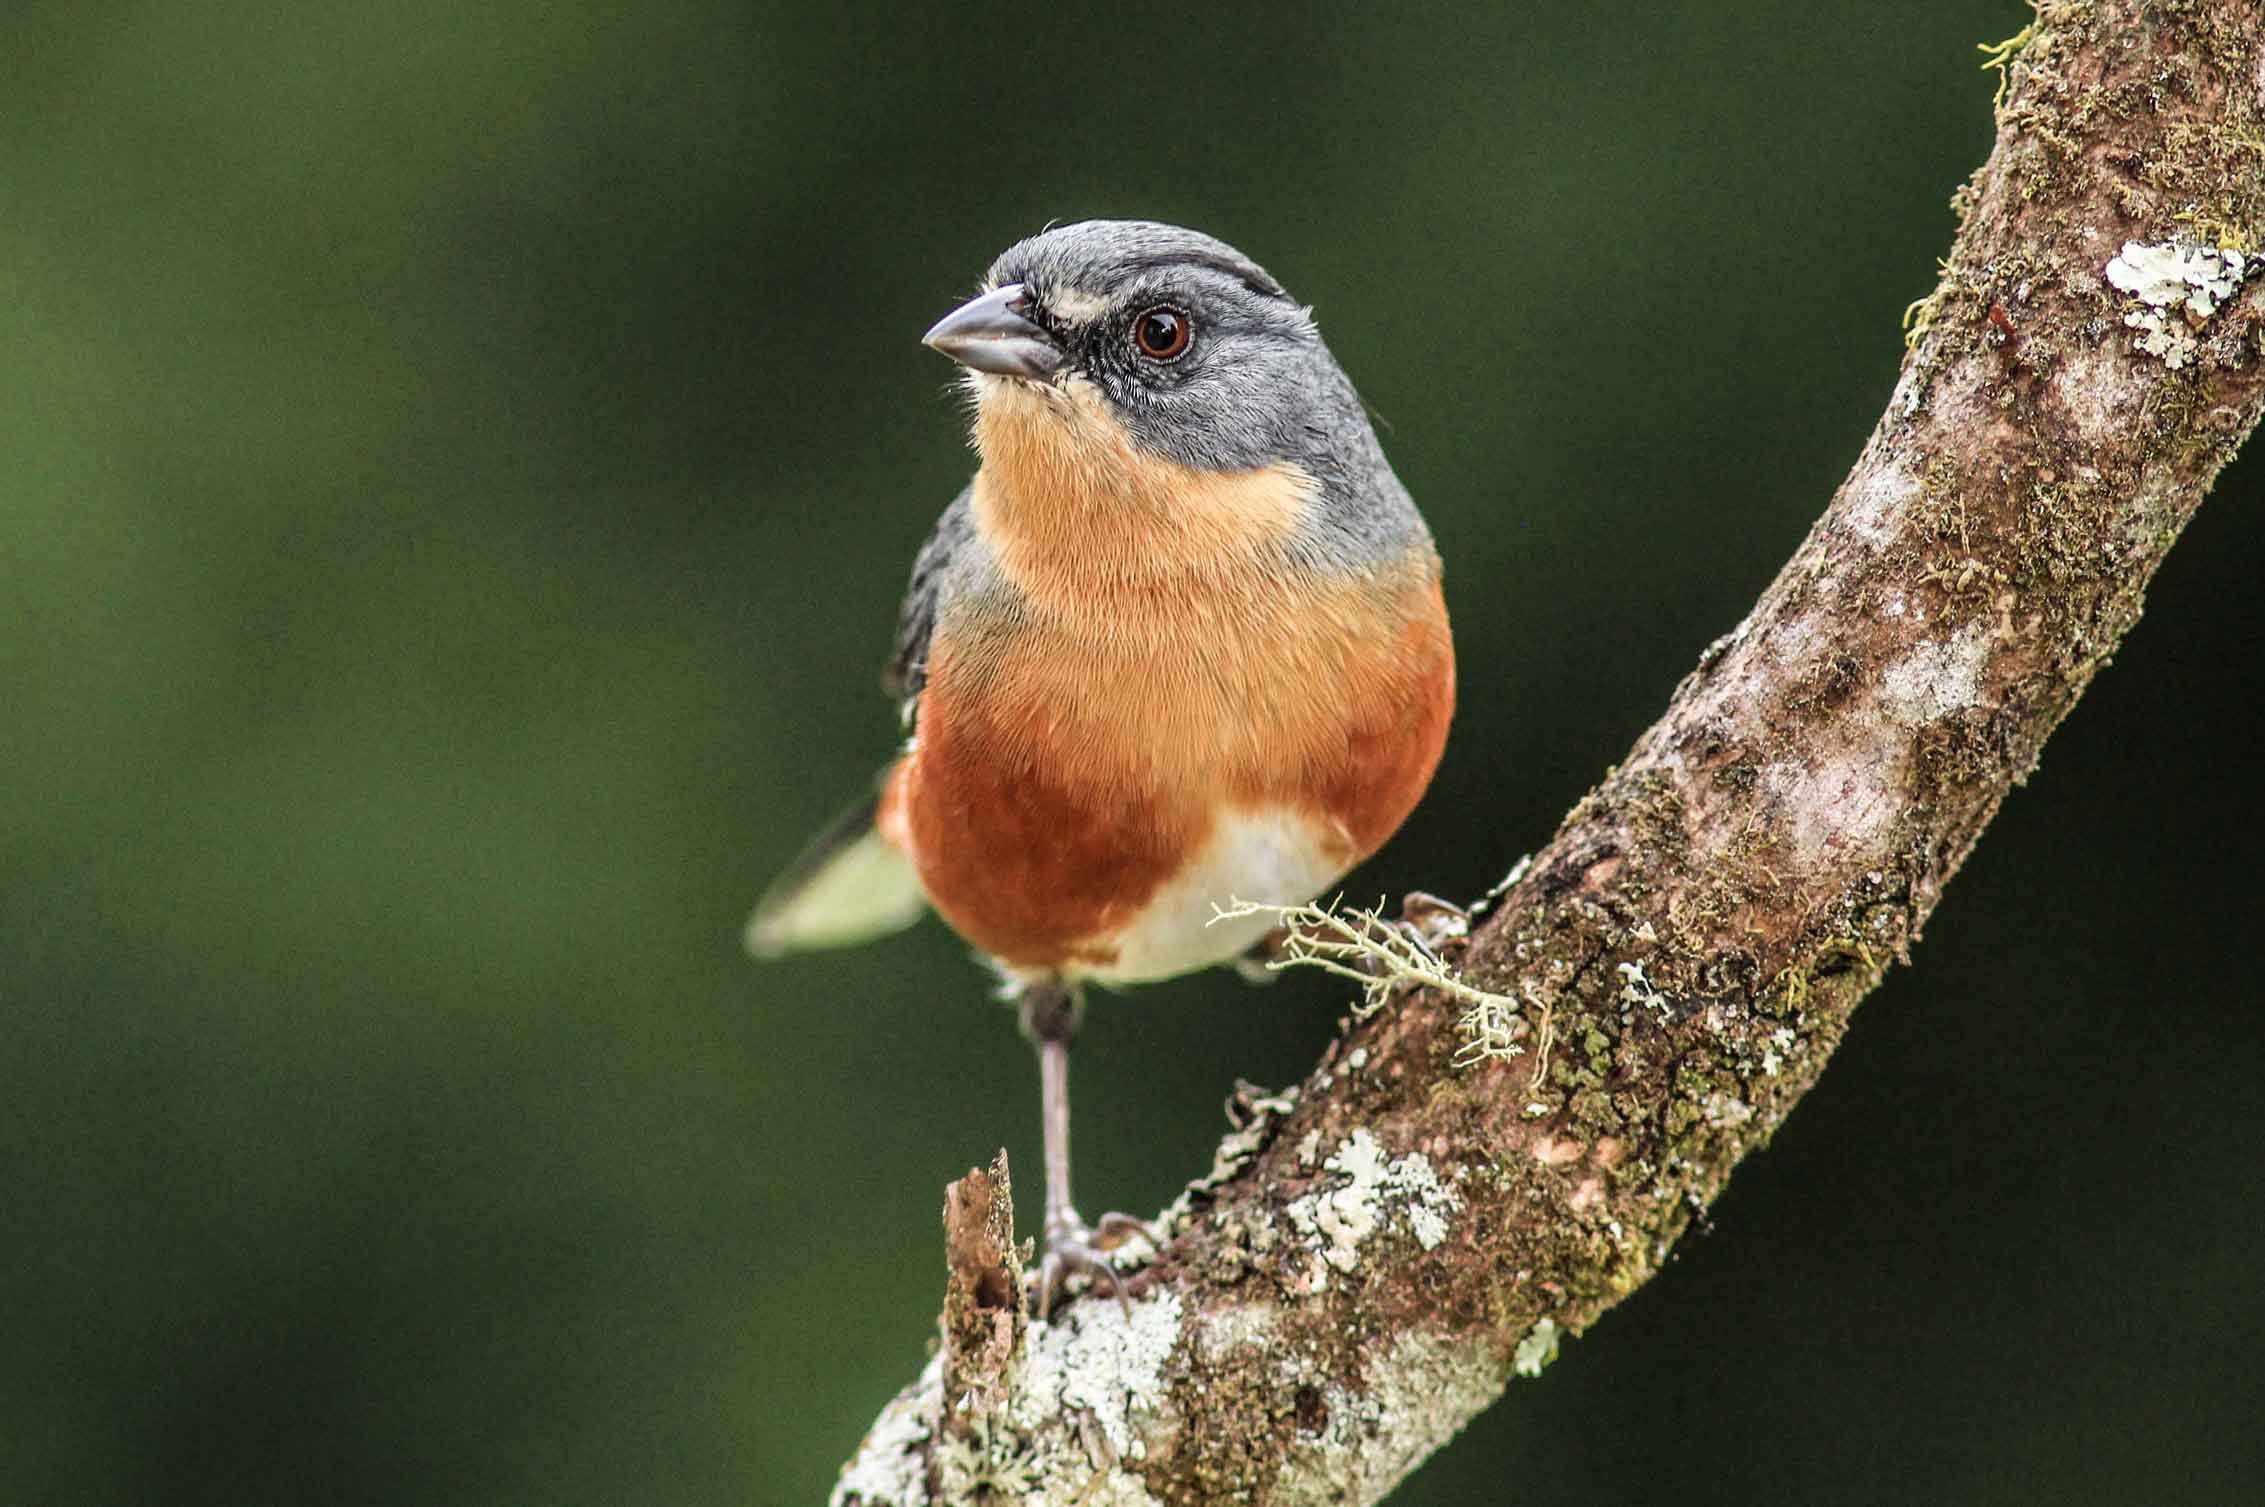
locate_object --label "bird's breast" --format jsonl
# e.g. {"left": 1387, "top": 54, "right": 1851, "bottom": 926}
{"left": 890, "top": 535, "right": 1453, "bottom": 980}
{"left": 887, "top": 395, "right": 1452, "bottom": 979}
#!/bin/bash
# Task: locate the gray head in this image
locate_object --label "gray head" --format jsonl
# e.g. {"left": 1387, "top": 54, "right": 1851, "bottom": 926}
{"left": 922, "top": 220, "right": 1378, "bottom": 481}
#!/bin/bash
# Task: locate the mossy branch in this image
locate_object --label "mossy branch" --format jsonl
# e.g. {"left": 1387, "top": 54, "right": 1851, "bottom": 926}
{"left": 835, "top": 4, "right": 2265, "bottom": 1502}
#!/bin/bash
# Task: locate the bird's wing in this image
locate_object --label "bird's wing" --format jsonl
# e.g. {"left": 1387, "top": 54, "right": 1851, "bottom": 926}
{"left": 747, "top": 487, "right": 976, "bottom": 959}
{"left": 744, "top": 785, "right": 925, "bottom": 957}
{"left": 882, "top": 484, "right": 975, "bottom": 728}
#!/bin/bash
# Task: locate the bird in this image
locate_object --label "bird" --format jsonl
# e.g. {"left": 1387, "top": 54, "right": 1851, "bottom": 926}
{"left": 748, "top": 220, "right": 1454, "bottom": 1315}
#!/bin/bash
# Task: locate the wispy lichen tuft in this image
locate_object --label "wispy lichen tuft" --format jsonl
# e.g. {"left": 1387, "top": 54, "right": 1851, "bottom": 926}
{"left": 1211, "top": 897, "right": 1535, "bottom": 1072}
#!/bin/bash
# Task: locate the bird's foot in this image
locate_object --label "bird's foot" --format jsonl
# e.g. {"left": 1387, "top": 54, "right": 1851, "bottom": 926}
{"left": 1032, "top": 1210, "right": 1154, "bottom": 1320}
{"left": 1234, "top": 926, "right": 1294, "bottom": 984}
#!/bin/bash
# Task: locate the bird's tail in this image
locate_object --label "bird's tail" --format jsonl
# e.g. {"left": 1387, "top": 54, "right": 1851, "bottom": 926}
{"left": 745, "top": 777, "right": 927, "bottom": 958}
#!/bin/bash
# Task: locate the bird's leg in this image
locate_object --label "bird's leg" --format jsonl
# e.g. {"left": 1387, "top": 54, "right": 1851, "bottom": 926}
{"left": 1018, "top": 981, "right": 1143, "bottom": 1318}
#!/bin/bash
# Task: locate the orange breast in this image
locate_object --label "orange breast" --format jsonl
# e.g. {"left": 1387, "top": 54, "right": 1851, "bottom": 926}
{"left": 889, "top": 570, "right": 1454, "bottom": 975}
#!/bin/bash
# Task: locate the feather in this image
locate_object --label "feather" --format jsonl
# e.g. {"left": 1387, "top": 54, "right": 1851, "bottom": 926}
{"left": 745, "top": 789, "right": 927, "bottom": 957}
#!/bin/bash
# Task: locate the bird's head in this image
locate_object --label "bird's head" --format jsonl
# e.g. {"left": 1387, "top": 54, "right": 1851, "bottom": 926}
{"left": 923, "top": 220, "right": 1376, "bottom": 486}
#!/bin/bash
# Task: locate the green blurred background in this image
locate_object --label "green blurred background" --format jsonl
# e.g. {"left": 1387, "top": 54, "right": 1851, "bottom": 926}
{"left": 6, "top": 2, "right": 2260, "bottom": 1502}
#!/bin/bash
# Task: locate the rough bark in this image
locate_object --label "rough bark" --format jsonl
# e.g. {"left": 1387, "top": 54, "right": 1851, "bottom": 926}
{"left": 833, "top": 5, "right": 2265, "bottom": 1503}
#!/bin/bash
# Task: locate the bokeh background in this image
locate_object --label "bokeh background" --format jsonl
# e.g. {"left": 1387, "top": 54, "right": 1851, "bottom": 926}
{"left": 6, "top": 2, "right": 2260, "bottom": 1502}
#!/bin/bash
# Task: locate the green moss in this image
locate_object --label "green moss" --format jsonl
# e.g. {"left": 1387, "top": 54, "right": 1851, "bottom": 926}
{"left": 1710, "top": 756, "right": 1759, "bottom": 794}
{"left": 1569, "top": 1087, "right": 1621, "bottom": 1132}
{"left": 1910, "top": 714, "right": 2000, "bottom": 803}
{"left": 1760, "top": 965, "right": 1807, "bottom": 1018}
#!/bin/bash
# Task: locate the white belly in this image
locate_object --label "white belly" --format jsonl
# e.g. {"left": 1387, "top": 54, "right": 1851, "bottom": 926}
{"left": 1069, "top": 807, "right": 1349, "bottom": 986}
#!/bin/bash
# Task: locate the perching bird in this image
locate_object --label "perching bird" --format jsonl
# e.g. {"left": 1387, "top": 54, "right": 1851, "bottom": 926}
{"left": 749, "top": 220, "right": 1454, "bottom": 1314}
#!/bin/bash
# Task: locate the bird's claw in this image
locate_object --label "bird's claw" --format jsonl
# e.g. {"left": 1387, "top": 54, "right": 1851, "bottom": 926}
{"left": 1092, "top": 1211, "right": 1154, "bottom": 1246}
{"left": 1032, "top": 1210, "right": 1154, "bottom": 1320}
{"left": 1233, "top": 927, "right": 1292, "bottom": 984}
{"left": 1398, "top": 890, "right": 1470, "bottom": 948}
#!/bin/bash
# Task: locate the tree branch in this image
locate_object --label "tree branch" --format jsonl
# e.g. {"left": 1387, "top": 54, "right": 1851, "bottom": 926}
{"left": 834, "top": 4, "right": 2265, "bottom": 1502}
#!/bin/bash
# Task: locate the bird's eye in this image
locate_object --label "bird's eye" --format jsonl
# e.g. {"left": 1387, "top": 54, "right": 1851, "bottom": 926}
{"left": 1132, "top": 306, "right": 1191, "bottom": 361}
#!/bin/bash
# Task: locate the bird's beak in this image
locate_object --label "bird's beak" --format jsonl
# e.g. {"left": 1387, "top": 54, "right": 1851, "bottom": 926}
{"left": 922, "top": 283, "right": 1063, "bottom": 380}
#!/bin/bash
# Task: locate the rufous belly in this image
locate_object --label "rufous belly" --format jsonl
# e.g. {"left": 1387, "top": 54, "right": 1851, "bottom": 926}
{"left": 882, "top": 574, "right": 1454, "bottom": 984}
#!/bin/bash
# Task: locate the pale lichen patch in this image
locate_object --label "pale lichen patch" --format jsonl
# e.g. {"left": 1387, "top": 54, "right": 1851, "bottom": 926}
{"left": 1512, "top": 1317, "right": 1561, "bottom": 1379}
{"left": 2055, "top": 345, "right": 2148, "bottom": 442}
{"left": 2123, "top": 308, "right": 2200, "bottom": 369}
{"left": 1284, "top": 1129, "right": 1465, "bottom": 1279}
{"left": 1840, "top": 461, "right": 1920, "bottom": 546}
{"left": 2106, "top": 240, "right": 2250, "bottom": 318}
{"left": 1014, "top": 1291, "right": 1183, "bottom": 1461}
{"left": 1077, "top": 1471, "right": 1169, "bottom": 1507}
{"left": 933, "top": 1411, "right": 1041, "bottom": 1502}
{"left": 1273, "top": 1329, "right": 1504, "bottom": 1506}
{"left": 1186, "top": 1300, "right": 1283, "bottom": 1366}
{"left": 832, "top": 1354, "right": 941, "bottom": 1507}
{"left": 1879, "top": 621, "right": 1993, "bottom": 725}
{"left": 2104, "top": 239, "right": 2258, "bottom": 369}
{"left": 1750, "top": 617, "right": 1995, "bottom": 872}
{"left": 1763, "top": 748, "right": 1900, "bottom": 869}
{"left": 1405, "top": 1197, "right": 1454, "bottom": 1251}
{"left": 1616, "top": 959, "right": 1671, "bottom": 1015}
